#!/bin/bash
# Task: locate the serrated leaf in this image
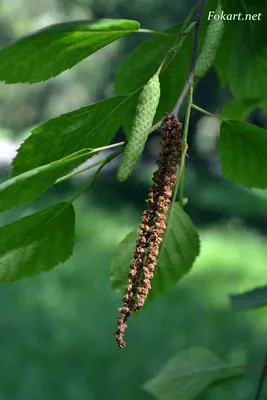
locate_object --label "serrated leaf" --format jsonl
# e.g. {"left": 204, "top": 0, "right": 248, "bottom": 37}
{"left": 11, "top": 95, "right": 127, "bottom": 176}
{"left": 115, "top": 22, "right": 193, "bottom": 135}
{"left": 110, "top": 203, "right": 200, "bottom": 301}
{"left": 0, "top": 202, "right": 75, "bottom": 284}
{"left": 215, "top": 1, "right": 267, "bottom": 99}
{"left": 230, "top": 285, "right": 267, "bottom": 311}
{"left": 219, "top": 120, "right": 267, "bottom": 188}
{"left": 0, "top": 149, "right": 91, "bottom": 213}
{"left": 220, "top": 99, "right": 259, "bottom": 120}
{"left": 0, "top": 19, "right": 140, "bottom": 83}
{"left": 143, "top": 347, "right": 234, "bottom": 400}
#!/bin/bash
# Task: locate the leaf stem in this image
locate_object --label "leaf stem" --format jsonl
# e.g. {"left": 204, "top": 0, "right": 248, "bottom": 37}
{"left": 92, "top": 141, "right": 125, "bottom": 153}
{"left": 178, "top": 84, "right": 193, "bottom": 207}
{"left": 191, "top": 103, "right": 222, "bottom": 120}
{"left": 138, "top": 28, "right": 188, "bottom": 37}
{"left": 70, "top": 149, "right": 124, "bottom": 203}
{"left": 172, "top": 0, "right": 206, "bottom": 117}
{"left": 56, "top": 157, "right": 108, "bottom": 184}
{"left": 160, "top": 21, "right": 197, "bottom": 75}
{"left": 55, "top": 142, "right": 124, "bottom": 184}
{"left": 149, "top": 119, "right": 163, "bottom": 134}
{"left": 171, "top": 84, "right": 193, "bottom": 208}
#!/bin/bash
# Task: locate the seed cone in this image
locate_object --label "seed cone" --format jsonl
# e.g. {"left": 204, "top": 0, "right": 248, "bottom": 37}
{"left": 115, "top": 114, "right": 182, "bottom": 348}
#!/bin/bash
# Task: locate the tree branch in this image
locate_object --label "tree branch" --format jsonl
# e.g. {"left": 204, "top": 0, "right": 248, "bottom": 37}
{"left": 171, "top": 0, "right": 206, "bottom": 117}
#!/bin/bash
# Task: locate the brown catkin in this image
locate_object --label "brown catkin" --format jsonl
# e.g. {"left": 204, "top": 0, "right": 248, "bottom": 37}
{"left": 133, "top": 114, "right": 182, "bottom": 310}
{"left": 115, "top": 114, "right": 182, "bottom": 348}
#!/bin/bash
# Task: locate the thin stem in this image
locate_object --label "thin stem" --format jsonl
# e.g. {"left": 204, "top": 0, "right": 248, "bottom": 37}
{"left": 160, "top": 21, "right": 196, "bottom": 75}
{"left": 254, "top": 352, "right": 267, "bottom": 400}
{"left": 167, "top": 21, "right": 197, "bottom": 55}
{"left": 157, "top": 6, "right": 198, "bottom": 79}
{"left": 191, "top": 103, "right": 222, "bottom": 120}
{"left": 149, "top": 119, "right": 163, "bottom": 134}
{"left": 56, "top": 120, "right": 163, "bottom": 185}
{"left": 55, "top": 142, "right": 124, "bottom": 184}
{"left": 92, "top": 142, "right": 124, "bottom": 153}
{"left": 138, "top": 28, "right": 188, "bottom": 37}
{"left": 179, "top": 84, "right": 193, "bottom": 207}
{"left": 156, "top": 57, "right": 167, "bottom": 76}
{"left": 70, "top": 149, "right": 124, "bottom": 203}
{"left": 172, "top": 84, "right": 193, "bottom": 207}
{"left": 56, "top": 156, "right": 109, "bottom": 184}
{"left": 172, "top": 0, "right": 206, "bottom": 117}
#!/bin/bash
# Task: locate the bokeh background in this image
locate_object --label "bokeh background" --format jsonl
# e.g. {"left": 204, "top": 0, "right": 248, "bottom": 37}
{"left": 1, "top": 0, "right": 267, "bottom": 399}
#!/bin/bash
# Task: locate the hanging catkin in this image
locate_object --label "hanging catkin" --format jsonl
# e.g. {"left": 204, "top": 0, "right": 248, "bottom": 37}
{"left": 194, "top": 1, "right": 224, "bottom": 79}
{"left": 117, "top": 74, "right": 161, "bottom": 182}
{"left": 115, "top": 114, "right": 182, "bottom": 348}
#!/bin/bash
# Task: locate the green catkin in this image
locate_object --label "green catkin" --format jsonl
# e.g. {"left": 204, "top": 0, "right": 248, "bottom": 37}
{"left": 117, "top": 74, "right": 161, "bottom": 182}
{"left": 194, "top": 1, "right": 224, "bottom": 79}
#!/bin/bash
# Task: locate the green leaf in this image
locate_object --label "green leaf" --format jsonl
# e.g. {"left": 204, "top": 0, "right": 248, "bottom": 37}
{"left": 209, "top": 372, "right": 245, "bottom": 388}
{"left": 220, "top": 99, "right": 259, "bottom": 120}
{"left": 143, "top": 347, "right": 234, "bottom": 400}
{"left": 11, "top": 96, "right": 127, "bottom": 176}
{"left": 115, "top": 22, "right": 193, "bottom": 135}
{"left": 219, "top": 120, "right": 267, "bottom": 188}
{"left": 230, "top": 285, "right": 267, "bottom": 311}
{"left": 0, "top": 19, "right": 140, "bottom": 83}
{"left": 0, "top": 202, "right": 74, "bottom": 284}
{"left": 0, "top": 149, "right": 91, "bottom": 213}
{"left": 110, "top": 203, "right": 200, "bottom": 301}
{"left": 215, "top": 1, "right": 267, "bottom": 99}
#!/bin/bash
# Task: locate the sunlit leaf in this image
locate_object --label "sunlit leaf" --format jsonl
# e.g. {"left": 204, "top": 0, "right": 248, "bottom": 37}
{"left": 0, "top": 19, "right": 140, "bottom": 83}
{"left": 0, "top": 149, "right": 91, "bottom": 212}
{"left": 11, "top": 95, "right": 127, "bottom": 175}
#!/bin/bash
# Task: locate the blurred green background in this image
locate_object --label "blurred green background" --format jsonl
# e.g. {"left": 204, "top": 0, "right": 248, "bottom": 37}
{"left": 1, "top": 0, "right": 267, "bottom": 399}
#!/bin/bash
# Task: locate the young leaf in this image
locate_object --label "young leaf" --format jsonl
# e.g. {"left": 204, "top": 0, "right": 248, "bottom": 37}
{"left": 143, "top": 347, "right": 232, "bottom": 400}
{"left": 220, "top": 99, "right": 259, "bottom": 120}
{"left": 0, "top": 19, "right": 140, "bottom": 83}
{"left": 219, "top": 120, "right": 267, "bottom": 188}
{"left": 115, "top": 22, "right": 193, "bottom": 135}
{"left": 230, "top": 285, "right": 267, "bottom": 311}
{"left": 0, "top": 149, "right": 91, "bottom": 213}
{"left": 11, "top": 96, "right": 127, "bottom": 176}
{"left": 215, "top": 1, "right": 267, "bottom": 99}
{"left": 0, "top": 202, "right": 75, "bottom": 284}
{"left": 110, "top": 203, "right": 200, "bottom": 301}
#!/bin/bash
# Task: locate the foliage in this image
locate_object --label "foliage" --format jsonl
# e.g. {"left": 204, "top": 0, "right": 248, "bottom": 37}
{"left": 143, "top": 346, "right": 244, "bottom": 400}
{"left": 0, "top": 1, "right": 267, "bottom": 397}
{"left": 110, "top": 203, "right": 200, "bottom": 301}
{"left": 0, "top": 19, "right": 140, "bottom": 83}
{"left": 0, "top": 202, "right": 75, "bottom": 283}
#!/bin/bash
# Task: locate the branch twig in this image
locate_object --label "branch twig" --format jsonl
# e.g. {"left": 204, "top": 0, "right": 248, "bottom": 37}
{"left": 171, "top": 0, "right": 206, "bottom": 117}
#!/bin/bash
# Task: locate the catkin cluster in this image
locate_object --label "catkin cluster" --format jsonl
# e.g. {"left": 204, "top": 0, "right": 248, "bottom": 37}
{"left": 117, "top": 74, "right": 161, "bottom": 182}
{"left": 194, "top": 1, "right": 224, "bottom": 79}
{"left": 115, "top": 114, "right": 182, "bottom": 348}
